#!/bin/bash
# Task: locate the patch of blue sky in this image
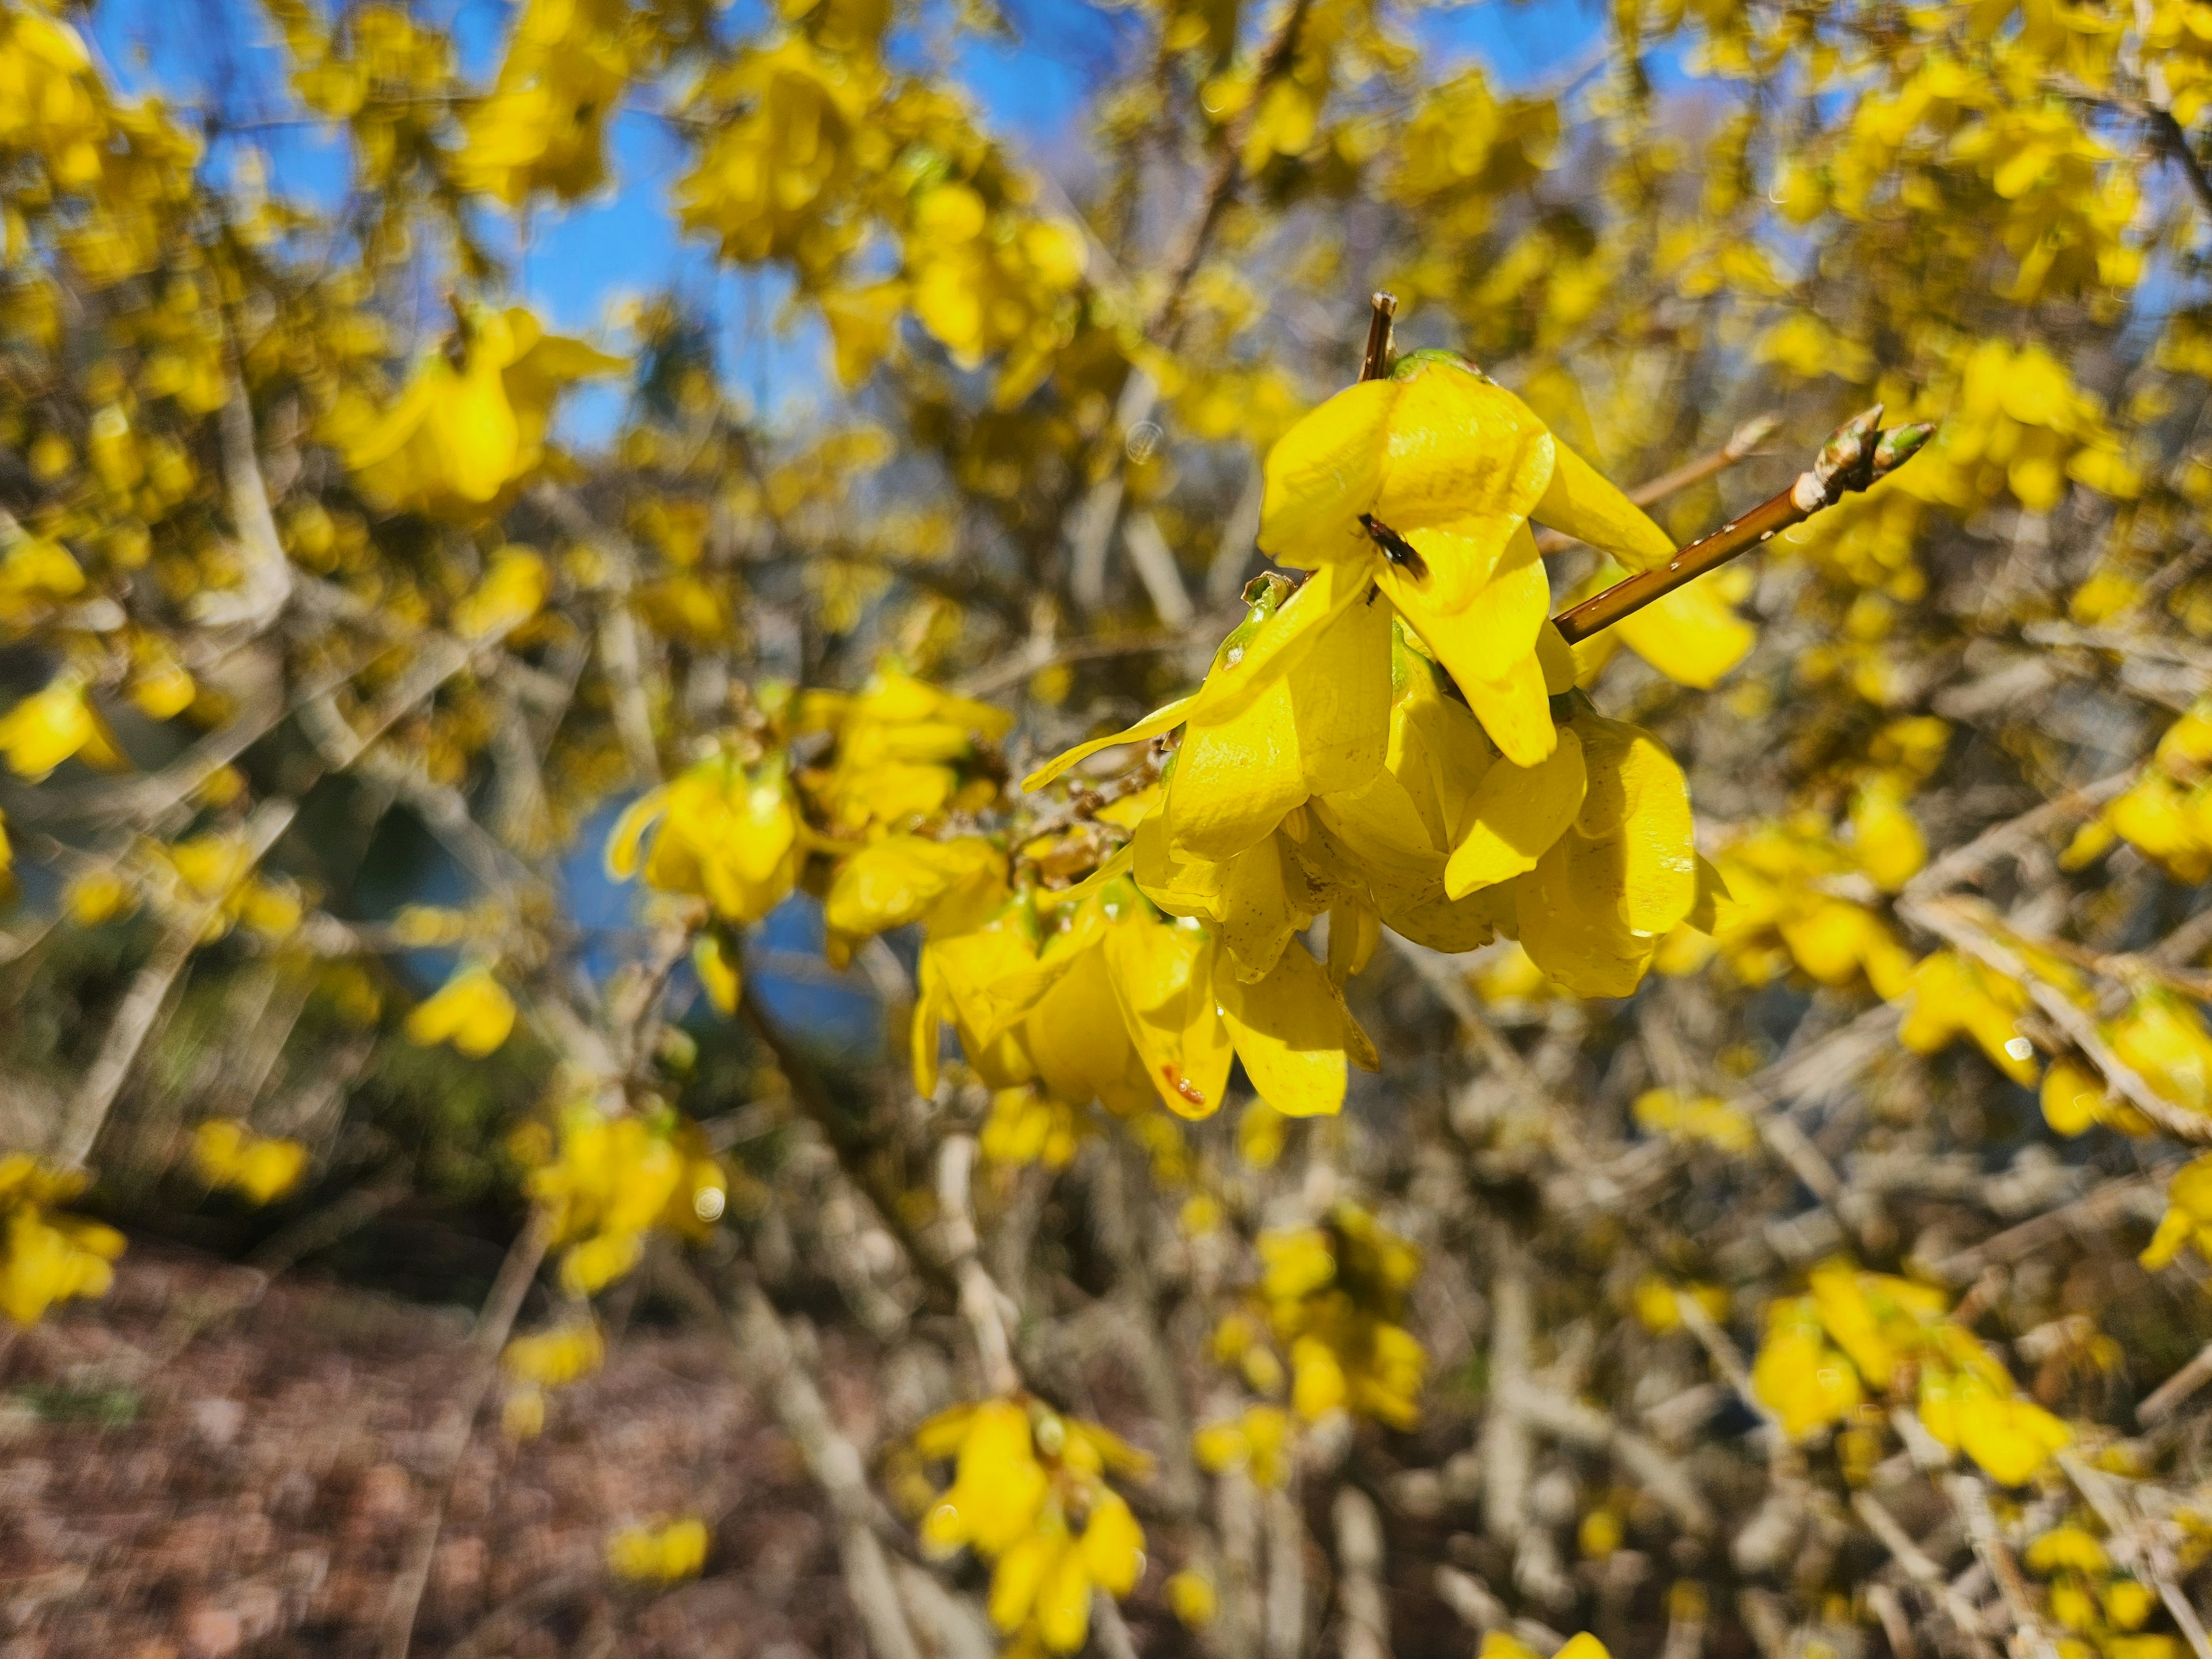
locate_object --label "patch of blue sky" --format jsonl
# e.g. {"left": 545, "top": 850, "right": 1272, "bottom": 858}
{"left": 83, "top": 0, "right": 1662, "bottom": 452}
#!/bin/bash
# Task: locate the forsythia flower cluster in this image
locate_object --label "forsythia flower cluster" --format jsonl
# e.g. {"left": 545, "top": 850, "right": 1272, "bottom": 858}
{"left": 510, "top": 1101, "right": 728, "bottom": 1296}
{"left": 190, "top": 1120, "right": 310, "bottom": 1206}
{"left": 915, "top": 1398, "right": 1149, "bottom": 1656}
{"left": 329, "top": 303, "right": 623, "bottom": 521}
{"left": 1219, "top": 1205, "right": 1429, "bottom": 1430}
{"left": 607, "top": 1516, "right": 710, "bottom": 1582}
{"left": 0, "top": 1156, "right": 125, "bottom": 1327}
{"left": 2066, "top": 699, "right": 2212, "bottom": 884}
{"left": 875, "top": 352, "right": 1722, "bottom": 1138}
{"left": 2025, "top": 1520, "right": 2179, "bottom": 1659}
{"left": 1751, "top": 1262, "right": 2071, "bottom": 1486}
{"left": 406, "top": 963, "right": 521, "bottom": 1057}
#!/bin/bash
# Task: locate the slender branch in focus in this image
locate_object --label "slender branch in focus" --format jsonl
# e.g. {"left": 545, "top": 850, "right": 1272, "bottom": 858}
{"left": 1550, "top": 407, "right": 1934, "bottom": 645}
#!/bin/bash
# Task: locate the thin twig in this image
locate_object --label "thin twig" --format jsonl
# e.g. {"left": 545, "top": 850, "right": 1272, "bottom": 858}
{"left": 1550, "top": 408, "right": 1932, "bottom": 645}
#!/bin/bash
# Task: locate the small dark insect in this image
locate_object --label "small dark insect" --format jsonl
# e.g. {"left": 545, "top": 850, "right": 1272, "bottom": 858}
{"left": 1359, "top": 513, "right": 1428, "bottom": 582}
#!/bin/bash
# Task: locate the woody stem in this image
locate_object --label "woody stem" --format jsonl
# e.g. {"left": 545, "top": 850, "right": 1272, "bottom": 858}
{"left": 1359, "top": 291, "right": 1397, "bottom": 382}
{"left": 1550, "top": 405, "right": 1934, "bottom": 646}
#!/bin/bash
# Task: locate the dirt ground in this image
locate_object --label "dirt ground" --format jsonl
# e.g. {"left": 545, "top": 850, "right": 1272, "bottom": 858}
{"left": 0, "top": 1239, "right": 875, "bottom": 1659}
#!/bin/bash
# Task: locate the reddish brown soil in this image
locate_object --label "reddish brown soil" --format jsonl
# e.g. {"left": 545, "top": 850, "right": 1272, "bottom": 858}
{"left": 0, "top": 1241, "right": 871, "bottom": 1659}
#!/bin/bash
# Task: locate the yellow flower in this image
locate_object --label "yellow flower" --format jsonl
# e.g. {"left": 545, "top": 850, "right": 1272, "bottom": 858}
{"left": 1194, "top": 1404, "right": 1293, "bottom": 1488}
{"left": 981, "top": 1086, "right": 1086, "bottom": 1170}
{"left": 692, "top": 932, "right": 741, "bottom": 1016}
{"left": 128, "top": 637, "right": 196, "bottom": 720}
{"left": 804, "top": 672, "right": 1014, "bottom": 835}
{"left": 2142, "top": 1153, "right": 2212, "bottom": 1271}
{"left": 2041, "top": 1057, "right": 2152, "bottom": 1138}
{"left": 914, "top": 1394, "right": 1147, "bottom": 1652}
{"left": 0, "top": 674, "right": 124, "bottom": 779}
{"left": 1255, "top": 350, "right": 1674, "bottom": 764}
{"left": 1953, "top": 1390, "right": 2071, "bottom": 1486}
{"left": 335, "top": 305, "right": 621, "bottom": 520}
{"left": 1751, "top": 1299, "right": 1863, "bottom": 1438}
{"left": 450, "top": 544, "right": 550, "bottom": 640}
{"left": 1079, "top": 1490, "right": 1145, "bottom": 1597}
{"left": 1164, "top": 1569, "right": 1218, "bottom": 1628}
{"left": 191, "top": 1120, "right": 310, "bottom": 1205}
{"left": 607, "top": 752, "right": 800, "bottom": 924}
{"left": 1632, "top": 1088, "right": 1758, "bottom": 1154}
{"left": 2108, "top": 992, "right": 2212, "bottom": 1117}
{"left": 823, "top": 834, "right": 1006, "bottom": 957}
{"left": 1899, "top": 950, "right": 2036, "bottom": 1084}
{"left": 2025, "top": 1527, "right": 2110, "bottom": 1575}
{"left": 1849, "top": 776, "right": 1927, "bottom": 892}
{"left": 456, "top": 0, "right": 636, "bottom": 206}
{"left": 1632, "top": 1276, "right": 1728, "bottom": 1334}
{"left": 503, "top": 1321, "right": 607, "bottom": 1387}
{"left": 0, "top": 1158, "right": 126, "bottom": 1327}
{"left": 921, "top": 1399, "right": 1050, "bottom": 1558}
{"left": 2107, "top": 1580, "right": 2159, "bottom": 1631}
{"left": 404, "top": 964, "right": 518, "bottom": 1057}
{"left": 1580, "top": 1508, "right": 1624, "bottom": 1557}
{"left": 64, "top": 869, "right": 135, "bottom": 926}
{"left": 607, "top": 1517, "right": 709, "bottom": 1582}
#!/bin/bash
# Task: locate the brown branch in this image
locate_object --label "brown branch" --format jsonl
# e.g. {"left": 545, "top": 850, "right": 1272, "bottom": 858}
{"left": 657, "top": 1252, "right": 927, "bottom": 1659}
{"left": 1358, "top": 291, "right": 1397, "bottom": 383}
{"left": 1149, "top": 0, "right": 1317, "bottom": 343}
{"left": 955, "top": 626, "right": 1193, "bottom": 699}
{"left": 1926, "top": 1168, "right": 2172, "bottom": 1285}
{"left": 1550, "top": 407, "right": 1933, "bottom": 645}
{"left": 51, "top": 797, "right": 299, "bottom": 1168}
{"left": 1903, "top": 767, "right": 2137, "bottom": 901}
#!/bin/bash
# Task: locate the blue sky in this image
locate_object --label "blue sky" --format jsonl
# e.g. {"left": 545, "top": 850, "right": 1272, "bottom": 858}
{"left": 85, "top": 0, "right": 1613, "bottom": 442}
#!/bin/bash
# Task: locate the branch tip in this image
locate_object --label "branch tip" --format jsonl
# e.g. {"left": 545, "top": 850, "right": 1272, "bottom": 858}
{"left": 1359, "top": 292, "right": 1397, "bottom": 382}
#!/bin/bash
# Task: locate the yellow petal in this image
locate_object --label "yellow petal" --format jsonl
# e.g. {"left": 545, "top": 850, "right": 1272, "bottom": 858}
{"left": 1078, "top": 1491, "right": 1146, "bottom": 1597}
{"left": 1036, "top": 1543, "right": 1094, "bottom": 1653}
{"left": 1531, "top": 437, "right": 1676, "bottom": 570}
{"left": 1512, "top": 836, "right": 1653, "bottom": 999}
{"left": 1396, "top": 516, "right": 1516, "bottom": 613}
{"left": 1374, "top": 353, "right": 1555, "bottom": 531}
{"left": 1024, "top": 941, "right": 1151, "bottom": 1116}
{"left": 1219, "top": 944, "right": 1357, "bottom": 1118}
{"left": 1022, "top": 695, "right": 1197, "bottom": 793}
{"left": 694, "top": 934, "right": 741, "bottom": 1015}
{"left": 1610, "top": 569, "right": 1755, "bottom": 689}
{"left": 990, "top": 1532, "right": 1063, "bottom": 1631}
{"left": 1461, "top": 652, "right": 1557, "bottom": 767}
{"left": 1379, "top": 521, "right": 1551, "bottom": 693}
{"left": 1445, "top": 725, "right": 1588, "bottom": 898}
{"left": 1103, "top": 914, "right": 1234, "bottom": 1118}
{"left": 604, "top": 787, "right": 668, "bottom": 880}
{"left": 1168, "top": 675, "right": 1310, "bottom": 861}
{"left": 1257, "top": 378, "right": 1396, "bottom": 563}
{"left": 1575, "top": 714, "right": 1698, "bottom": 935}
